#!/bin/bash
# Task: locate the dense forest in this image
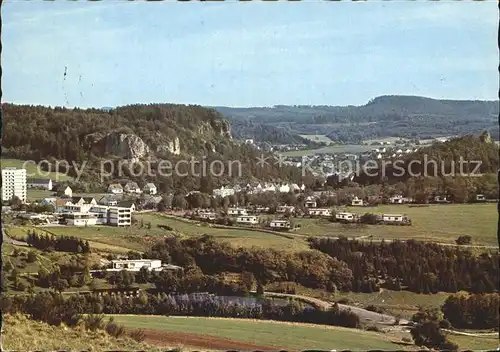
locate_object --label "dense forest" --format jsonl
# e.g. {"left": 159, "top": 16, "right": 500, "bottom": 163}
{"left": 216, "top": 96, "right": 499, "bottom": 143}
{"left": 308, "top": 237, "right": 498, "bottom": 294}
{"left": 1, "top": 103, "right": 306, "bottom": 189}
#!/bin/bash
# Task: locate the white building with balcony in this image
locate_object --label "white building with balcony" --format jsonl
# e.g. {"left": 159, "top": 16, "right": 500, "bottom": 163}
{"left": 1, "top": 167, "right": 27, "bottom": 203}
{"left": 109, "top": 206, "right": 132, "bottom": 226}
{"left": 65, "top": 212, "right": 97, "bottom": 226}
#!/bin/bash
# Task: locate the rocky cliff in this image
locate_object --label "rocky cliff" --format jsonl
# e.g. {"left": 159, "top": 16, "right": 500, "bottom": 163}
{"left": 87, "top": 131, "right": 150, "bottom": 161}
{"left": 156, "top": 136, "right": 181, "bottom": 155}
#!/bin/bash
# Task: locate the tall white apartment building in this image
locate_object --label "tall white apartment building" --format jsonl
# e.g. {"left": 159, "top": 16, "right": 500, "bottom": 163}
{"left": 1, "top": 168, "right": 27, "bottom": 203}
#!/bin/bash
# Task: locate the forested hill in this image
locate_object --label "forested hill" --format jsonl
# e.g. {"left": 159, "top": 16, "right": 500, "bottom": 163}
{"left": 215, "top": 96, "right": 499, "bottom": 143}
{"left": 1, "top": 104, "right": 306, "bottom": 189}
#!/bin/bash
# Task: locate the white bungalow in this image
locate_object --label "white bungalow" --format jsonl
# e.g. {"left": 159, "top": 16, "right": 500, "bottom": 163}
{"left": 227, "top": 207, "right": 248, "bottom": 216}
{"left": 108, "top": 183, "right": 124, "bottom": 194}
{"left": 269, "top": 220, "right": 292, "bottom": 230}
{"left": 389, "top": 195, "right": 411, "bottom": 204}
{"left": 143, "top": 183, "right": 157, "bottom": 195}
{"left": 199, "top": 212, "right": 217, "bottom": 221}
{"left": 351, "top": 196, "right": 364, "bottom": 206}
{"left": 307, "top": 208, "right": 331, "bottom": 217}
{"left": 279, "top": 184, "right": 291, "bottom": 193}
{"left": 276, "top": 205, "right": 295, "bottom": 214}
{"left": 336, "top": 212, "right": 358, "bottom": 223}
{"left": 380, "top": 214, "right": 411, "bottom": 225}
{"left": 236, "top": 215, "right": 259, "bottom": 225}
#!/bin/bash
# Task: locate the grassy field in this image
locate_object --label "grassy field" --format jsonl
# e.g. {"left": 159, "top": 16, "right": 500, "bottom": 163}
{"left": 447, "top": 334, "right": 499, "bottom": 351}
{"left": 295, "top": 204, "right": 498, "bottom": 246}
{"left": 5, "top": 226, "right": 143, "bottom": 253}
{"left": 1, "top": 158, "right": 73, "bottom": 181}
{"left": 27, "top": 189, "right": 55, "bottom": 201}
{"left": 2, "top": 314, "right": 160, "bottom": 351}
{"left": 152, "top": 214, "right": 309, "bottom": 251}
{"left": 110, "top": 315, "right": 402, "bottom": 351}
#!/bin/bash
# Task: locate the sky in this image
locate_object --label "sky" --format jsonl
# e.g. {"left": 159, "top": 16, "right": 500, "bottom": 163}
{"left": 2, "top": 1, "right": 498, "bottom": 108}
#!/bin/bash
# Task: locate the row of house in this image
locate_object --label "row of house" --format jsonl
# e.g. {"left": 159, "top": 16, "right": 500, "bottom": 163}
{"left": 212, "top": 182, "right": 307, "bottom": 198}
{"left": 197, "top": 209, "right": 294, "bottom": 230}
{"left": 336, "top": 212, "right": 412, "bottom": 225}
{"left": 108, "top": 182, "right": 157, "bottom": 195}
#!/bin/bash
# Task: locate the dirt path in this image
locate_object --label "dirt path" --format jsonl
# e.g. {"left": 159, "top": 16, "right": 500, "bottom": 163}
{"left": 137, "top": 328, "right": 281, "bottom": 351}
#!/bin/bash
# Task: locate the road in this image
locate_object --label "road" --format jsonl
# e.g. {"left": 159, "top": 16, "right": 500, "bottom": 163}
{"left": 261, "top": 292, "right": 409, "bottom": 326}
{"left": 2, "top": 227, "right": 29, "bottom": 247}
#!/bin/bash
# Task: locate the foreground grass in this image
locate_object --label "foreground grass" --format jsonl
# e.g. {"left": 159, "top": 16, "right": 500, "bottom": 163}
{"left": 296, "top": 204, "right": 498, "bottom": 246}
{"left": 111, "top": 315, "right": 402, "bottom": 351}
{"left": 2, "top": 314, "right": 160, "bottom": 351}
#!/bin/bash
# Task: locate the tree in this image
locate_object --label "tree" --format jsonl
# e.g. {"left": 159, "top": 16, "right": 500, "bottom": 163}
{"left": 240, "top": 272, "right": 255, "bottom": 292}
{"left": 9, "top": 195, "right": 23, "bottom": 208}
{"left": 410, "top": 308, "right": 457, "bottom": 351}
{"left": 172, "top": 194, "right": 188, "bottom": 209}
{"left": 127, "top": 251, "right": 142, "bottom": 260}
{"left": 26, "top": 251, "right": 37, "bottom": 263}
{"left": 256, "top": 282, "right": 264, "bottom": 296}
{"left": 455, "top": 235, "right": 472, "bottom": 245}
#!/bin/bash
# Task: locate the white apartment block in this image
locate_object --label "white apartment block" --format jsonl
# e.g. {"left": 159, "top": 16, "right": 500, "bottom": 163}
{"left": 1, "top": 168, "right": 27, "bottom": 203}
{"left": 108, "top": 206, "right": 132, "bottom": 226}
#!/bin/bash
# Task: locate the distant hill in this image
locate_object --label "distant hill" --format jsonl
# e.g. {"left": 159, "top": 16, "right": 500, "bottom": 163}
{"left": 215, "top": 96, "right": 499, "bottom": 143}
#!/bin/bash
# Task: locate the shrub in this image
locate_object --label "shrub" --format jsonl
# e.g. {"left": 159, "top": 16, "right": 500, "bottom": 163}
{"left": 105, "top": 317, "right": 126, "bottom": 338}
{"left": 337, "top": 297, "right": 351, "bottom": 304}
{"left": 15, "top": 281, "right": 27, "bottom": 292}
{"left": 129, "top": 329, "right": 146, "bottom": 342}
{"left": 439, "top": 319, "right": 451, "bottom": 329}
{"left": 455, "top": 235, "right": 472, "bottom": 245}
{"left": 365, "top": 325, "right": 382, "bottom": 332}
{"left": 83, "top": 314, "right": 105, "bottom": 332}
{"left": 360, "top": 213, "right": 379, "bottom": 225}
